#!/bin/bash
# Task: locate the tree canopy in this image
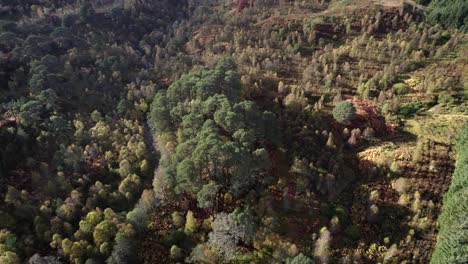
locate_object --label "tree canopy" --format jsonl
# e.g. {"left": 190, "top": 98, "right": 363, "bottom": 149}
{"left": 332, "top": 101, "right": 357, "bottom": 123}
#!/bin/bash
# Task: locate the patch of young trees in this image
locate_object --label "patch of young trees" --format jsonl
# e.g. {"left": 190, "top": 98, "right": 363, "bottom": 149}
{"left": 430, "top": 124, "right": 468, "bottom": 264}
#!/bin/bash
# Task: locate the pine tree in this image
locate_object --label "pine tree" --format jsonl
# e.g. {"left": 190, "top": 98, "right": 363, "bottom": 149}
{"left": 333, "top": 102, "right": 356, "bottom": 123}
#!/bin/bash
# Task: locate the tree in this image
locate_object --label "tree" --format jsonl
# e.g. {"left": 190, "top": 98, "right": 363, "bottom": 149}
{"left": 0, "top": 252, "right": 20, "bottom": 264}
{"left": 197, "top": 182, "right": 221, "bottom": 209}
{"left": 106, "top": 233, "right": 137, "bottom": 264}
{"left": 79, "top": 210, "right": 103, "bottom": 234}
{"left": 176, "top": 159, "right": 198, "bottom": 195}
{"left": 79, "top": 1, "right": 96, "bottom": 23}
{"left": 427, "top": 0, "right": 468, "bottom": 32}
{"left": 208, "top": 208, "right": 256, "bottom": 259}
{"left": 333, "top": 92, "right": 343, "bottom": 106}
{"left": 342, "top": 128, "right": 350, "bottom": 140}
{"left": 118, "top": 159, "right": 131, "bottom": 177}
{"left": 314, "top": 227, "right": 331, "bottom": 264}
{"left": 170, "top": 245, "right": 182, "bottom": 260}
{"left": 28, "top": 254, "right": 61, "bottom": 264}
{"left": 332, "top": 101, "right": 356, "bottom": 123}
{"left": 172, "top": 212, "right": 184, "bottom": 228}
{"left": 431, "top": 124, "right": 468, "bottom": 264}
{"left": 390, "top": 161, "right": 400, "bottom": 175}
{"left": 362, "top": 127, "right": 375, "bottom": 139}
{"left": 393, "top": 83, "right": 411, "bottom": 95}
{"left": 348, "top": 128, "right": 361, "bottom": 146}
{"left": 185, "top": 211, "right": 198, "bottom": 235}
{"left": 367, "top": 204, "right": 379, "bottom": 223}
{"left": 0, "top": 230, "right": 20, "bottom": 264}
{"left": 118, "top": 174, "right": 142, "bottom": 199}
{"left": 326, "top": 132, "right": 335, "bottom": 148}
{"left": 137, "top": 189, "right": 157, "bottom": 211}
{"left": 0, "top": 32, "right": 20, "bottom": 50}
{"left": 93, "top": 220, "right": 117, "bottom": 246}
{"left": 148, "top": 91, "right": 172, "bottom": 134}
{"left": 278, "top": 81, "right": 287, "bottom": 94}
{"left": 287, "top": 253, "right": 315, "bottom": 264}
{"left": 126, "top": 208, "right": 148, "bottom": 233}
{"left": 148, "top": 58, "right": 277, "bottom": 201}
{"left": 187, "top": 244, "right": 217, "bottom": 263}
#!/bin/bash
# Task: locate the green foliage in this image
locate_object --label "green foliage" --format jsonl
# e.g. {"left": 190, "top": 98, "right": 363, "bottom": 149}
{"left": 431, "top": 124, "right": 468, "bottom": 264}
{"left": 171, "top": 212, "right": 184, "bottom": 228}
{"left": 107, "top": 233, "right": 138, "bottom": 264}
{"left": 332, "top": 101, "right": 356, "bottom": 123}
{"left": 93, "top": 220, "right": 117, "bottom": 246}
{"left": 163, "top": 230, "right": 186, "bottom": 247}
{"left": 149, "top": 59, "right": 278, "bottom": 199}
{"left": 0, "top": 32, "right": 20, "bottom": 50}
{"left": 428, "top": 0, "right": 468, "bottom": 32}
{"left": 0, "top": 0, "right": 186, "bottom": 262}
{"left": 197, "top": 182, "right": 221, "bottom": 209}
{"left": 208, "top": 207, "right": 257, "bottom": 259}
{"left": 185, "top": 211, "right": 198, "bottom": 235}
{"left": 118, "top": 174, "right": 143, "bottom": 199}
{"left": 287, "top": 253, "right": 315, "bottom": 264}
{"left": 437, "top": 91, "right": 455, "bottom": 104}
{"left": 170, "top": 245, "right": 182, "bottom": 259}
{"left": 393, "top": 83, "right": 411, "bottom": 95}
{"left": 1, "top": 0, "right": 467, "bottom": 263}
{"left": 397, "top": 101, "right": 435, "bottom": 117}
{"left": 126, "top": 208, "right": 149, "bottom": 233}
{"left": 0, "top": 251, "right": 20, "bottom": 264}
{"left": 390, "top": 161, "right": 401, "bottom": 175}
{"left": 79, "top": 210, "right": 103, "bottom": 234}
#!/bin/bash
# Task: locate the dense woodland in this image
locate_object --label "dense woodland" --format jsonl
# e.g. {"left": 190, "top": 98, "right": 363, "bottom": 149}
{"left": 0, "top": 0, "right": 466, "bottom": 263}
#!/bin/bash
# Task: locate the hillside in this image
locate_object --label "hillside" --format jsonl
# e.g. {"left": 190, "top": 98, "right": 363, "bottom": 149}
{"left": 0, "top": 0, "right": 466, "bottom": 263}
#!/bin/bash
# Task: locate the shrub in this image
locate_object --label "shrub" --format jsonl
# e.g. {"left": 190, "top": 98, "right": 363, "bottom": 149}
{"left": 397, "top": 101, "right": 435, "bottom": 117}
{"left": 333, "top": 101, "right": 356, "bottom": 123}
{"left": 393, "top": 83, "right": 411, "bottom": 95}
{"left": 437, "top": 91, "right": 455, "bottom": 104}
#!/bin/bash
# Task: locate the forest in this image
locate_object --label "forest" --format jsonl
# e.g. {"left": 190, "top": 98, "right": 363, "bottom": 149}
{"left": 0, "top": 0, "right": 466, "bottom": 263}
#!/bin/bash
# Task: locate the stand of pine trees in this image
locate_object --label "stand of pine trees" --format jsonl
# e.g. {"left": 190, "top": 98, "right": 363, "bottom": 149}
{"left": 431, "top": 124, "right": 468, "bottom": 264}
